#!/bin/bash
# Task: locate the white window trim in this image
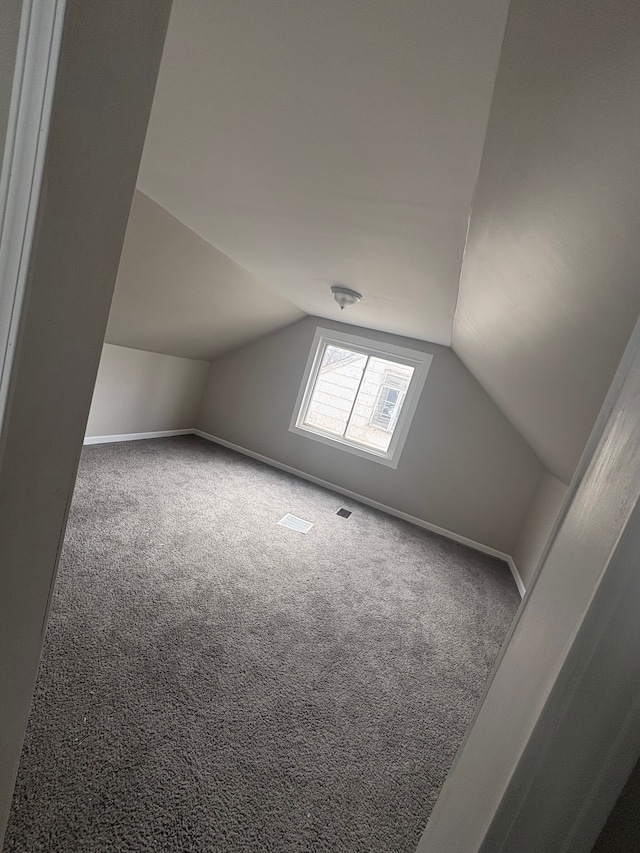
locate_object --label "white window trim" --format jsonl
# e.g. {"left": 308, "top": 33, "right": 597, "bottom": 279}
{"left": 289, "top": 327, "right": 432, "bottom": 468}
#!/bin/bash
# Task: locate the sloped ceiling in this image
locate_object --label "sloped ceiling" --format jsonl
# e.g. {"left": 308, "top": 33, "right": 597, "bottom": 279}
{"left": 105, "top": 191, "right": 303, "bottom": 361}
{"left": 137, "top": 0, "right": 511, "bottom": 346}
{"left": 452, "top": 0, "right": 640, "bottom": 484}
{"left": 119, "top": 0, "right": 640, "bottom": 489}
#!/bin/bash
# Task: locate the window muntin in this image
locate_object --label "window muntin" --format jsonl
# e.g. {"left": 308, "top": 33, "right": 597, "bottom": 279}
{"left": 290, "top": 328, "right": 432, "bottom": 467}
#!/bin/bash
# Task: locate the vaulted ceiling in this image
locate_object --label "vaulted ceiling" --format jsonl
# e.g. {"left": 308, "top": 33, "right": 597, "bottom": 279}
{"left": 105, "top": 190, "right": 303, "bottom": 360}
{"left": 452, "top": 0, "right": 640, "bottom": 484}
{"left": 136, "top": 0, "right": 511, "bottom": 346}
{"left": 108, "top": 0, "right": 640, "bottom": 486}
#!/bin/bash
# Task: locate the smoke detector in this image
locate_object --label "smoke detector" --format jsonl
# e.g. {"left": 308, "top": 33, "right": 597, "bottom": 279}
{"left": 331, "top": 285, "right": 362, "bottom": 310}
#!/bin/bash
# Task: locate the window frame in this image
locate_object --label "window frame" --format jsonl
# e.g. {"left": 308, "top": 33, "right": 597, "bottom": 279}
{"left": 369, "top": 373, "right": 407, "bottom": 431}
{"left": 289, "top": 327, "right": 433, "bottom": 468}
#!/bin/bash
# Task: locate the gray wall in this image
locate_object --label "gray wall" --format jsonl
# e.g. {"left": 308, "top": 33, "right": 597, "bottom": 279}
{"left": 0, "top": 0, "right": 171, "bottom": 842}
{"left": 86, "top": 344, "right": 209, "bottom": 437}
{"left": 512, "top": 470, "right": 568, "bottom": 589}
{"left": 196, "top": 316, "right": 544, "bottom": 554}
{"left": 452, "top": 0, "right": 640, "bottom": 485}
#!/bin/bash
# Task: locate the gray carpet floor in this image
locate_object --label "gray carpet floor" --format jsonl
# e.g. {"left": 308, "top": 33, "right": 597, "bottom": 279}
{"left": 5, "top": 436, "right": 519, "bottom": 852}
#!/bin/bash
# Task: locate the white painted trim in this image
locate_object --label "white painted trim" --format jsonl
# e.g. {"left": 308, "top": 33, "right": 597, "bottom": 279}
{"left": 505, "top": 556, "right": 526, "bottom": 598}
{"left": 417, "top": 315, "right": 640, "bottom": 852}
{"left": 0, "top": 0, "right": 66, "bottom": 440}
{"left": 80, "top": 424, "right": 527, "bottom": 596}
{"left": 84, "top": 429, "right": 193, "bottom": 445}
{"left": 193, "top": 428, "right": 523, "bottom": 591}
{"left": 289, "top": 326, "right": 433, "bottom": 469}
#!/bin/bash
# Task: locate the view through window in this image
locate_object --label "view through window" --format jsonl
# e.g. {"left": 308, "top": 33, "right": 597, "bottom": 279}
{"left": 303, "top": 345, "right": 414, "bottom": 453}
{"left": 290, "top": 329, "right": 432, "bottom": 466}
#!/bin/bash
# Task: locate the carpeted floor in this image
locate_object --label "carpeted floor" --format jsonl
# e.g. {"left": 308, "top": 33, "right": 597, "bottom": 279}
{"left": 5, "top": 436, "right": 519, "bottom": 852}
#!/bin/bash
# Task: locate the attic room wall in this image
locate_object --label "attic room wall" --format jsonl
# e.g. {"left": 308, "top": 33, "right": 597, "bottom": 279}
{"left": 512, "top": 470, "right": 568, "bottom": 588}
{"left": 83, "top": 191, "right": 303, "bottom": 441}
{"left": 86, "top": 344, "right": 209, "bottom": 438}
{"left": 452, "top": 0, "right": 640, "bottom": 486}
{"left": 196, "top": 316, "right": 544, "bottom": 555}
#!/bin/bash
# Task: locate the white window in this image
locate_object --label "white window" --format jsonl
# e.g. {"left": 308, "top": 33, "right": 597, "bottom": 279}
{"left": 370, "top": 372, "right": 407, "bottom": 431}
{"left": 290, "top": 327, "right": 432, "bottom": 467}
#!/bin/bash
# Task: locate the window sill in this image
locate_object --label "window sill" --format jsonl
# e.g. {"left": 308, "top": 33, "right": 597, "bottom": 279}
{"left": 289, "top": 422, "right": 400, "bottom": 468}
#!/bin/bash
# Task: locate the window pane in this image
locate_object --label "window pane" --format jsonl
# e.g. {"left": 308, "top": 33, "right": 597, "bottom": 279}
{"left": 303, "top": 345, "right": 368, "bottom": 436}
{"left": 345, "top": 357, "right": 414, "bottom": 451}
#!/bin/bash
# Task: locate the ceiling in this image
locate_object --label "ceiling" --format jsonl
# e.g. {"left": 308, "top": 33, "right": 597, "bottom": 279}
{"left": 137, "top": 0, "right": 511, "bottom": 346}
{"left": 121, "top": 0, "right": 640, "bottom": 487}
{"left": 106, "top": 191, "right": 303, "bottom": 361}
{"left": 453, "top": 0, "right": 640, "bottom": 484}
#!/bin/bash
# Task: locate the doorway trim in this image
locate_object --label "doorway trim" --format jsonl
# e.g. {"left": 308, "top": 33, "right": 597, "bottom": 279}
{"left": 0, "top": 0, "right": 66, "bottom": 443}
{"left": 417, "top": 315, "right": 640, "bottom": 851}
{"left": 0, "top": 1, "right": 172, "bottom": 844}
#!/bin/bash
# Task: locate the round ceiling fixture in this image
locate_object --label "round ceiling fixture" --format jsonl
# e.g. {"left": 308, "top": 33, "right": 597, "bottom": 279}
{"left": 331, "top": 284, "right": 362, "bottom": 310}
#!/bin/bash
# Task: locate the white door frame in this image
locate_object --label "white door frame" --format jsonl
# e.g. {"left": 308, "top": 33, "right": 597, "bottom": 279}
{"left": 418, "top": 314, "right": 640, "bottom": 851}
{"left": 0, "top": 1, "right": 172, "bottom": 845}
{"left": 0, "top": 0, "right": 66, "bottom": 445}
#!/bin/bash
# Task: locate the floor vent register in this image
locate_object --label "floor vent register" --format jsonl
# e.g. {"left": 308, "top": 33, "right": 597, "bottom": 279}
{"left": 277, "top": 514, "right": 314, "bottom": 534}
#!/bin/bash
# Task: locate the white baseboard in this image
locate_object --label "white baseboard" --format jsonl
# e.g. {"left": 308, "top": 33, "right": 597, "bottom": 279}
{"left": 84, "top": 428, "right": 192, "bottom": 445}
{"left": 81, "top": 425, "right": 526, "bottom": 597}
{"left": 193, "top": 429, "right": 526, "bottom": 597}
{"left": 505, "top": 557, "right": 526, "bottom": 598}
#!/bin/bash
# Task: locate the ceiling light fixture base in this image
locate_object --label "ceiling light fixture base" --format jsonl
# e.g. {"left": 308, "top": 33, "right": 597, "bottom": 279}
{"left": 331, "top": 285, "right": 362, "bottom": 310}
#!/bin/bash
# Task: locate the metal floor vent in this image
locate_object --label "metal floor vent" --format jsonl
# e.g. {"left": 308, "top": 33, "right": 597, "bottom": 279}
{"left": 277, "top": 513, "right": 314, "bottom": 534}
{"left": 336, "top": 508, "right": 352, "bottom": 518}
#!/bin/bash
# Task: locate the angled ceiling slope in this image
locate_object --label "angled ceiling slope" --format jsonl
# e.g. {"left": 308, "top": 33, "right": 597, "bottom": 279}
{"left": 452, "top": 0, "right": 640, "bottom": 485}
{"left": 106, "top": 191, "right": 304, "bottom": 361}
{"left": 137, "top": 0, "right": 511, "bottom": 346}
